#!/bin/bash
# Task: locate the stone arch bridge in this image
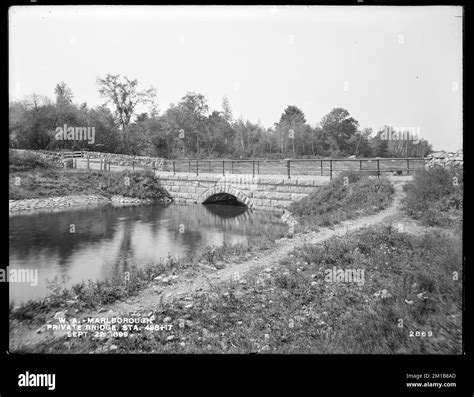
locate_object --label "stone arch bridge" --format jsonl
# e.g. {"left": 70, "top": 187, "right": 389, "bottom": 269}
{"left": 156, "top": 173, "right": 330, "bottom": 211}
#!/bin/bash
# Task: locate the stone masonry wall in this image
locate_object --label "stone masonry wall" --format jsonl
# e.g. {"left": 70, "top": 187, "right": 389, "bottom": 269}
{"left": 156, "top": 174, "right": 326, "bottom": 211}
{"left": 11, "top": 149, "right": 167, "bottom": 169}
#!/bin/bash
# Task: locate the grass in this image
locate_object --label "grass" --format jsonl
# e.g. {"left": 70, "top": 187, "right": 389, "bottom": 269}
{"left": 9, "top": 150, "right": 171, "bottom": 201}
{"left": 16, "top": 225, "right": 461, "bottom": 354}
{"left": 401, "top": 167, "right": 463, "bottom": 227}
{"left": 288, "top": 171, "right": 394, "bottom": 231}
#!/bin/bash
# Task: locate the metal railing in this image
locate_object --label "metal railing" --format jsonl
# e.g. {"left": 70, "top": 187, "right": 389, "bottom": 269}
{"left": 164, "top": 158, "right": 426, "bottom": 179}
{"left": 72, "top": 156, "right": 426, "bottom": 179}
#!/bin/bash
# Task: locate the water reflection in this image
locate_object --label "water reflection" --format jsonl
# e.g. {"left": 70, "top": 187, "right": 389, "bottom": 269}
{"left": 9, "top": 203, "right": 285, "bottom": 304}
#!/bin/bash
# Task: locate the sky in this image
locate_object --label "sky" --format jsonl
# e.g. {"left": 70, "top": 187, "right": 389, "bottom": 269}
{"left": 9, "top": 5, "right": 463, "bottom": 151}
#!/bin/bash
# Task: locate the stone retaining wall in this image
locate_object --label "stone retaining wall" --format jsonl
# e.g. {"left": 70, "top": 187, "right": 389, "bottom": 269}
{"left": 11, "top": 149, "right": 65, "bottom": 167}
{"left": 84, "top": 152, "right": 166, "bottom": 168}
{"left": 11, "top": 149, "right": 167, "bottom": 169}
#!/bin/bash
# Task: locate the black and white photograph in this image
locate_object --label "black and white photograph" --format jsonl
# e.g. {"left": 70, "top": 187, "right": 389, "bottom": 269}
{"left": 6, "top": 2, "right": 465, "bottom": 375}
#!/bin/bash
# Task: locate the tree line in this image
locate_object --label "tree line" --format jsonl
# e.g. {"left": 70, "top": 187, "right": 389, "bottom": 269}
{"left": 9, "top": 74, "right": 432, "bottom": 159}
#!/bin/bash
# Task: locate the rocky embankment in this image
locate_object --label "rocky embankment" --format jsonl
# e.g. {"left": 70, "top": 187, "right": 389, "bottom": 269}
{"left": 425, "top": 150, "right": 463, "bottom": 169}
{"left": 9, "top": 194, "right": 171, "bottom": 215}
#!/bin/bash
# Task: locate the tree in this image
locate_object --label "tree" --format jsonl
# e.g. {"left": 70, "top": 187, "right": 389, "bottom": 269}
{"left": 52, "top": 82, "right": 81, "bottom": 149}
{"left": 87, "top": 105, "right": 120, "bottom": 153}
{"left": 370, "top": 128, "right": 390, "bottom": 157}
{"left": 9, "top": 94, "right": 56, "bottom": 150}
{"left": 320, "top": 108, "right": 359, "bottom": 156}
{"left": 97, "top": 74, "right": 157, "bottom": 132}
{"left": 354, "top": 128, "right": 373, "bottom": 157}
{"left": 221, "top": 95, "right": 233, "bottom": 123}
{"left": 275, "top": 105, "right": 307, "bottom": 155}
{"left": 159, "top": 92, "right": 210, "bottom": 157}
{"left": 54, "top": 82, "right": 74, "bottom": 107}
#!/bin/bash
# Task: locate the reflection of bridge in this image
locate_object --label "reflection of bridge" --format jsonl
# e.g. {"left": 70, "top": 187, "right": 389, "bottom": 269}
{"left": 200, "top": 203, "right": 283, "bottom": 228}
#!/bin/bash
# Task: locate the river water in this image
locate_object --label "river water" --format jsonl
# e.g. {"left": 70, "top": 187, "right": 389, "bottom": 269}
{"left": 9, "top": 203, "right": 285, "bottom": 304}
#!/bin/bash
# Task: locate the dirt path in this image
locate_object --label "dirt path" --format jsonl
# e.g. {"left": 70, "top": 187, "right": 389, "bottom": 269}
{"left": 10, "top": 178, "right": 409, "bottom": 349}
{"left": 151, "top": 179, "right": 406, "bottom": 299}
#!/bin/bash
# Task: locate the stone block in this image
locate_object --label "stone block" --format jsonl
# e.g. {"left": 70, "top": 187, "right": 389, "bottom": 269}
{"left": 291, "top": 193, "right": 308, "bottom": 201}
{"left": 267, "top": 192, "right": 293, "bottom": 201}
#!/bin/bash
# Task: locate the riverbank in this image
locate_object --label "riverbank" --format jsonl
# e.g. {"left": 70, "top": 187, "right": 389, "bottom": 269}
{"left": 9, "top": 178, "right": 462, "bottom": 354}
{"left": 9, "top": 174, "right": 401, "bottom": 352}
{"left": 9, "top": 193, "right": 171, "bottom": 215}
{"left": 9, "top": 150, "right": 172, "bottom": 213}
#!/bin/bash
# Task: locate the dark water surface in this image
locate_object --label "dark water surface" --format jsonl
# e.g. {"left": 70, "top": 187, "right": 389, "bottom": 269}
{"left": 9, "top": 203, "right": 285, "bottom": 304}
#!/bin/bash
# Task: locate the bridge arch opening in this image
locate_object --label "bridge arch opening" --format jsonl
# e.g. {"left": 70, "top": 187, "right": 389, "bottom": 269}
{"left": 202, "top": 192, "right": 247, "bottom": 207}
{"left": 198, "top": 186, "right": 255, "bottom": 209}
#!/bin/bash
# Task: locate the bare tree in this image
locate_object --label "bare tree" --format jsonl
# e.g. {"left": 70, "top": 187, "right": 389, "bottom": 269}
{"left": 97, "top": 74, "right": 157, "bottom": 131}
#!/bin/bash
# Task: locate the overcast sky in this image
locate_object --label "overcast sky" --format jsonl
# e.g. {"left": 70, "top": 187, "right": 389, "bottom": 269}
{"left": 9, "top": 5, "right": 463, "bottom": 151}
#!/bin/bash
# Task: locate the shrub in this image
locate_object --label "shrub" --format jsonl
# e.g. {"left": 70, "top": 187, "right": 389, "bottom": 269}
{"left": 98, "top": 170, "right": 171, "bottom": 200}
{"left": 9, "top": 150, "right": 55, "bottom": 172}
{"left": 402, "top": 167, "right": 463, "bottom": 226}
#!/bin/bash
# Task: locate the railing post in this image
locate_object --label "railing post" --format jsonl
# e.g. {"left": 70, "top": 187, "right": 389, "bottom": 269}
{"left": 196, "top": 160, "right": 199, "bottom": 176}
{"left": 321, "top": 160, "right": 323, "bottom": 176}
{"left": 222, "top": 160, "right": 225, "bottom": 176}
{"left": 232, "top": 160, "right": 234, "bottom": 174}
{"left": 100, "top": 158, "right": 103, "bottom": 171}
{"left": 329, "top": 160, "right": 333, "bottom": 180}
{"left": 252, "top": 161, "right": 255, "bottom": 178}
{"left": 407, "top": 159, "right": 410, "bottom": 176}
{"left": 360, "top": 160, "right": 362, "bottom": 171}
{"left": 173, "top": 161, "right": 176, "bottom": 175}
{"left": 87, "top": 156, "right": 90, "bottom": 170}
{"left": 132, "top": 160, "right": 135, "bottom": 171}
{"left": 377, "top": 159, "right": 380, "bottom": 178}
{"left": 287, "top": 160, "right": 291, "bottom": 179}
{"left": 257, "top": 161, "right": 260, "bottom": 175}
{"left": 108, "top": 161, "right": 111, "bottom": 172}
{"left": 153, "top": 161, "right": 155, "bottom": 172}
{"left": 209, "top": 161, "right": 211, "bottom": 173}
{"left": 74, "top": 159, "right": 77, "bottom": 169}
{"left": 188, "top": 161, "right": 191, "bottom": 173}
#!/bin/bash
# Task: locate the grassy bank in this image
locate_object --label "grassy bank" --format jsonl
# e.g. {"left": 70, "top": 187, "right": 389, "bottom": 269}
{"left": 15, "top": 225, "right": 461, "bottom": 354}
{"left": 9, "top": 162, "right": 463, "bottom": 354}
{"left": 401, "top": 167, "right": 463, "bottom": 227}
{"left": 289, "top": 171, "right": 394, "bottom": 231}
{"left": 9, "top": 150, "right": 170, "bottom": 201}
